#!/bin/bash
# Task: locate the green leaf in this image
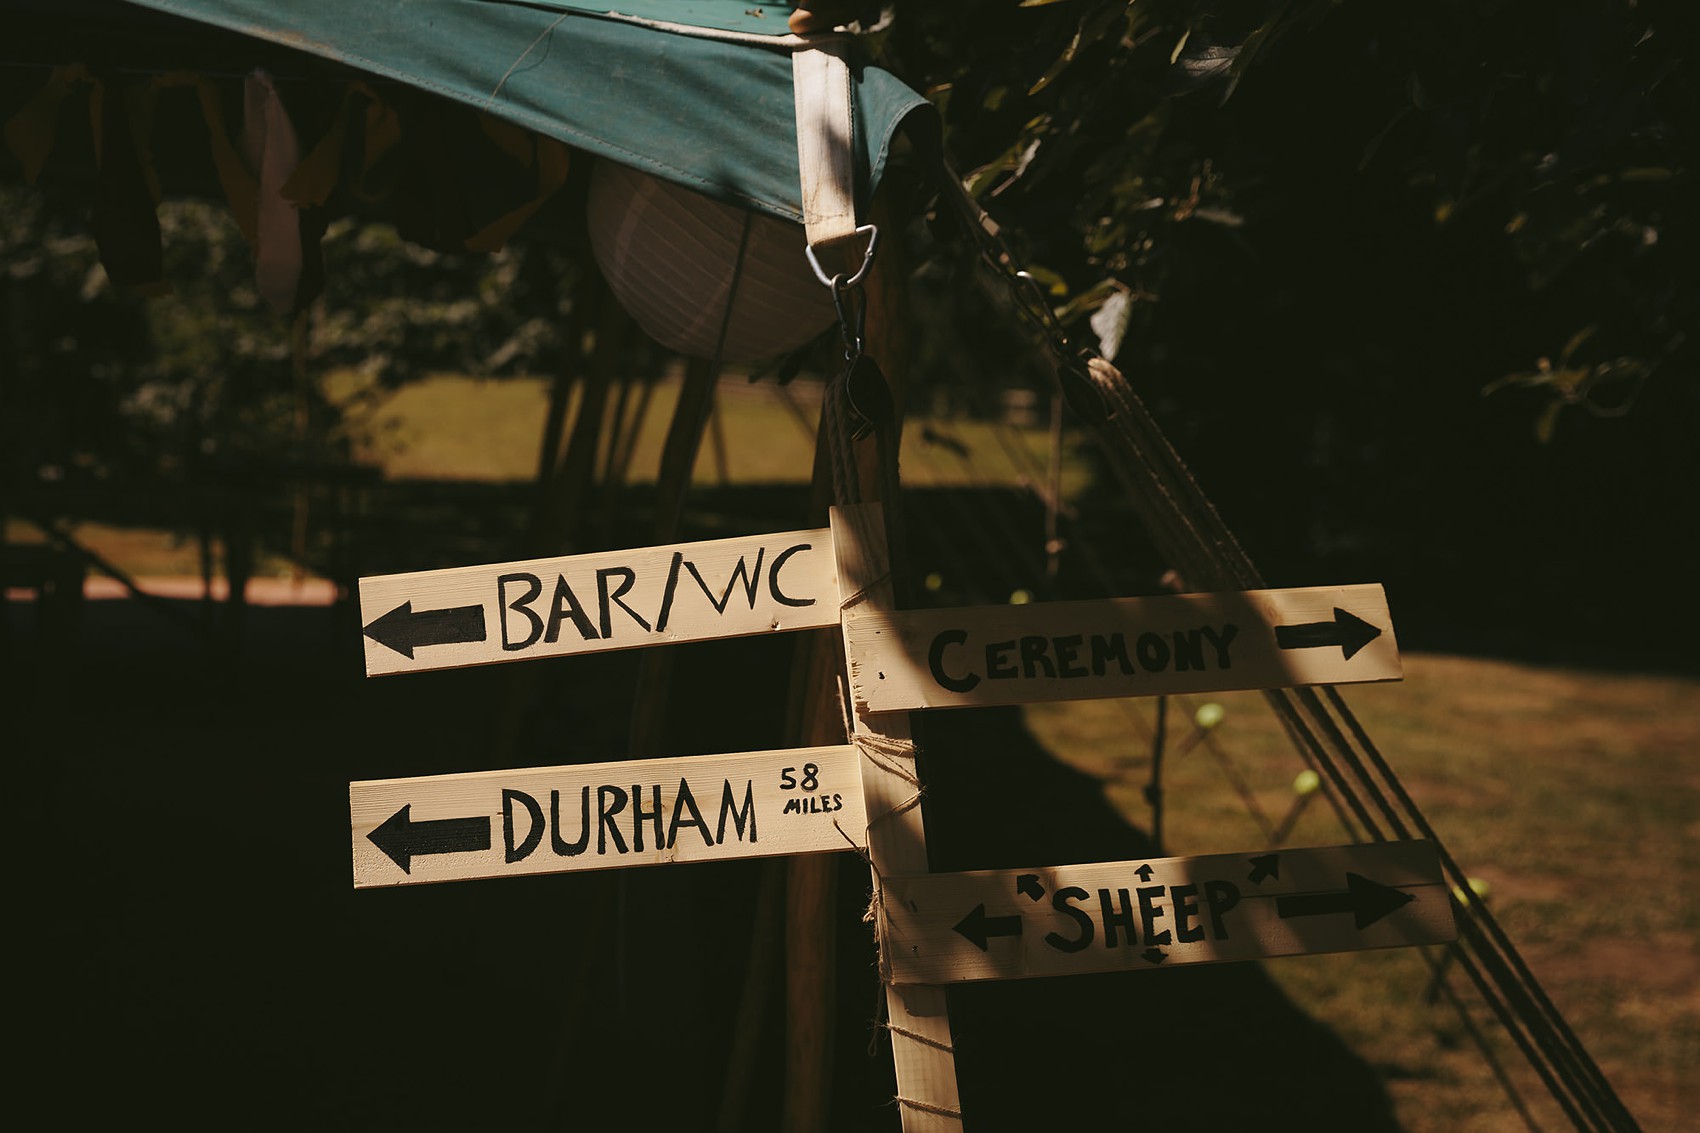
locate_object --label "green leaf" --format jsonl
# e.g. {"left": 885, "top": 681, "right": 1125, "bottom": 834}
{"left": 1170, "top": 29, "right": 1191, "bottom": 66}
{"left": 1089, "top": 288, "right": 1133, "bottom": 360}
{"left": 1029, "top": 23, "right": 1084, "bottom": 95}
{"left": 1021, "top": 264, "right": 1071, "bottom": 296}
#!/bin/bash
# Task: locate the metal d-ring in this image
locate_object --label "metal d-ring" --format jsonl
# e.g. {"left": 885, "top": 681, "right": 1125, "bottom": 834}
{"left": 806, "top": 223, "right": 880, "bottom": 290}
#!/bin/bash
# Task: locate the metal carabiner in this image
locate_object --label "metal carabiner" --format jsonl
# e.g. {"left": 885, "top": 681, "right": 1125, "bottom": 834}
{"left": 829, "top": 273, "right": 866, "bottom": 361}
{"left": 806, "top": 223, "right": 880, "bottom": 291}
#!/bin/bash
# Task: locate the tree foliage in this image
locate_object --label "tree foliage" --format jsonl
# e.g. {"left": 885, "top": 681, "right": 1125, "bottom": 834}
{"left": 4, "top": 3, "right": 1694, "bottom": 660}
{"left": 879, "top": 0, "right": 1696, "bottom": 437}
{"left": 1, "top": 180, "right": 583, "bottom": 493}
{"left": 874, "top": 1, "right": 1696, "bottom": 663}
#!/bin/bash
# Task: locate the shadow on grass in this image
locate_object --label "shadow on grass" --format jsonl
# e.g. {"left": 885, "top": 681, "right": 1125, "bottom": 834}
{"left": 917, "top": 703, "right": 1402, "bottom": 1133}
{"left": 13, "top": 592, "right": 1398, "bottom": 1130}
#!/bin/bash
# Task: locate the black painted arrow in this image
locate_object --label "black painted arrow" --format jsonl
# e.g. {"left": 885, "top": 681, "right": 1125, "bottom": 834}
{"left": 1017, "top": 874, "right": 1045, "bottom": 901}
{"left": 1276, "top": 872, "right": 1416, "bottom": 929}
{"left": 1248, "top": 854, "right": 1281, "bottom": 884}
{"left": 1134, "top": 864, "right": 1155, "bottom": 882}
{"left": 1142, "top": 947, "right": 1168, "bottom": 965}
{"left": 368, "top": 805, "right": 492, "bottom": 874}
{"left": 364, "top": 600, "right": 487, "bottom": 659}
{"left": 953, "top": 904, "right": 1024, "bottom": 951}
{"left": 1274, "top": 607, "right": 1382, "bottom": 661}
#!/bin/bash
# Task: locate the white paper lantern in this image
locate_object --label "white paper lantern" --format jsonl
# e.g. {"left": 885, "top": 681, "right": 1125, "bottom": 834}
{"left": 587, "top": 158, "right": 839, "bottom": 361}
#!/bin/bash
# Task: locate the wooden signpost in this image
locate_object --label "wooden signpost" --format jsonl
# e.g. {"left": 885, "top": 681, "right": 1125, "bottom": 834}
{"left": 842, "top": 583, "right": 1401, "bottom": 713}
{"left": 350, "top": 505, "right": 1429, "bottom": 1131}
{"left": 352, "top": 745, "right": 866, "bottom": 887}
{"left": 879, "top": 841, "right": 1454, "bottom": 985}
{"left": 359, "top": 527, "right": 839, "bottom": 676}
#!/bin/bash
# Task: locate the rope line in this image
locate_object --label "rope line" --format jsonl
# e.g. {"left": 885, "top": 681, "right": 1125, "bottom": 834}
{"left": 884, "top": 1022, "right": 957, "bottom": 1054}
{"left": 848, "top": 732, "right": 925, "bottom": 950}
{"left": 939, "top": 157, "right": 1642, "bottom": 1133}
{"left": 1419, "top": 946, "right": 1546, "bottom": 1133}
{"left": 1326, "top": 687, "right": 1637, "bottom": 1132}
{"left": 895, "top": 1096, "right": 964, "bottom": 1119}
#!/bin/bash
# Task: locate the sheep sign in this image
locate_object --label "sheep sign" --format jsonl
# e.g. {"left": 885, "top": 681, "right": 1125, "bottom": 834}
{"left": 879, "top": 841, "right": 1455, "bottom": 985}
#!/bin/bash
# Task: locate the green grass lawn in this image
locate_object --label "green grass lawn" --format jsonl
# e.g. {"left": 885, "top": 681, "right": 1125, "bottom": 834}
{"left": 326, "top": 368, "right": 1089, "bottom": 493}
{"left": 9, "top": 370, "right": 1086, "bottom": 578}
{"left": 1025, "top": 657, "right": 1700, "bottom": 1132}
{"left": 10, "top": 372, "right": 1693, "bottom": 1131}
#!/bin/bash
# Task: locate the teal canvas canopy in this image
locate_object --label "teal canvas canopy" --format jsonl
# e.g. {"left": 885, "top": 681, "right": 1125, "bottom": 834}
{"left": 6, "top": 0, "right": 933, "bottom": 225}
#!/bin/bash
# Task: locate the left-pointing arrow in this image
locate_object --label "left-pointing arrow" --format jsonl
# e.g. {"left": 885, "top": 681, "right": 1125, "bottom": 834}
{"left": 363, "top": 601, "right": 487, "bottom": 659}
{"left": 952, "top": 904, "right": 1024, "bottom": 952}
{"left": 368, "top": 805, "right": 492, "bottom": 874}
{"left": 1275, "top": 871, "right": 1415, "bottom": 929}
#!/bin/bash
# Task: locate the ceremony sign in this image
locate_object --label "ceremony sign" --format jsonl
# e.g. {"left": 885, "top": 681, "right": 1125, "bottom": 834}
{"left": 844, "top": 584, "right": 1401, "bottom": 712}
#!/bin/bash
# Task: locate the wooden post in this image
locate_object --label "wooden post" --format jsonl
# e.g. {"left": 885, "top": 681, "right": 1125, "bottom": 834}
{"left": 833, "top": 503, "right": 962, "bottom": 1128}
{"left": 779, "top": 623, "right": 849, "bottom": 1131}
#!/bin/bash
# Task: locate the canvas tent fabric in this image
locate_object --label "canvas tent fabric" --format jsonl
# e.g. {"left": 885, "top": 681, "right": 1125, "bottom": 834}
{"left": 24, "top": 0, "right": 935, "bottom": 225}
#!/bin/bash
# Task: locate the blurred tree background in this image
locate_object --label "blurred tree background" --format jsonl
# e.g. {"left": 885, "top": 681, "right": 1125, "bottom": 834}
{"left": 5, "top": 0, "right": 1696, "bottom": 667}
{"left": 882, "top": 0, "right": 1698, "bottom": 667}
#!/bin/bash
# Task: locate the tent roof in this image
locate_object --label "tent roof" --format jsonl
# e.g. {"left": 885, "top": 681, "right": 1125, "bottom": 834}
{"left": 6, "top": 0, "right": 932, "bottom": 224}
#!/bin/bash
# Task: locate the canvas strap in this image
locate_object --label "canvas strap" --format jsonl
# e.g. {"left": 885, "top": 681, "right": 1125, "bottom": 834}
{"left": 792, "top": 38, "right": 859, "bottom": 248}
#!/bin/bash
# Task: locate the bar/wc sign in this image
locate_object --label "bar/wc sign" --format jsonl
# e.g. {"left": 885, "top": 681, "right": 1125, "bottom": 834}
{"left": 359, "top": 528, "right": 838, "bottom": 676}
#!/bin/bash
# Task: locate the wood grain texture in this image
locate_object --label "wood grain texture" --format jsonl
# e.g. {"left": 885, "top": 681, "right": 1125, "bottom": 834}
{"left": 882, "top": 841, "right": 1455, "bottom": 985}
{"left": 359, "top": 527, "right": 838, "bottom": 676}
{"left": 350, "top": 745, "right": 865, "bottom": 887}
{"left": 844, "top": 583, "right": 1401, "bottom": 712}
{"left": 832, "top": 503, "right": 963, "bottom": 1129}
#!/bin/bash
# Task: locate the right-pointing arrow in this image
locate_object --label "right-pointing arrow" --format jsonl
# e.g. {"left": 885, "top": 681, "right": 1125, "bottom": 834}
{"left": 367, "top": 805, "right": 492, "bottom": 874}
{"left": 1274, "top": 607, "right": 1383, "bottom": 661}
{"left": 1276, "top": 872, "right": 1416, "bottom": 929}
{"left": 952, "top": 904, "right": 1024, "bottom": 952}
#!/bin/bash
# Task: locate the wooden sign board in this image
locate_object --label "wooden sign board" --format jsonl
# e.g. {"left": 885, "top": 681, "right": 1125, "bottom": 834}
{"left": 844, "top": 583, "right": 1401, "bottom": 713}
{"left": 881, "top": 841, "right": 1453, "bottom": 985}
{"left": 359, "top": 528, "right": 838, "bottom": 676}
{"left": 351, "top": 745, "right": 866, "bottom": 887}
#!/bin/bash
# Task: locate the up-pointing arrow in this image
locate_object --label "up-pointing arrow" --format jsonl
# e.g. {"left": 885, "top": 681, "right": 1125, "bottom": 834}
{"left": 1274, "top": 607, "right": 1383, "bottom": 661}
{"left": 1275, "top": 872, "right": 1416, "bottom": 929}
{"left": 363, "top": 601, "right": 487, "bottom": 659}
